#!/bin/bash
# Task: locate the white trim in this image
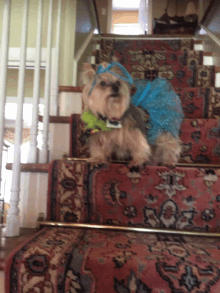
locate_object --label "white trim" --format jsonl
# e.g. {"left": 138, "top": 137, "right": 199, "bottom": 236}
{"left": 107, "top": 0, "right": 113, "bottom": 34}
{"left": 147, "top": 0, "right": 152, "bottom": 35}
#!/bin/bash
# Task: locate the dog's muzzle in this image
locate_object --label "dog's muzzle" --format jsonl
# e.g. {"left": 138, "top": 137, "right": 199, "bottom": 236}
{"left": 111, "top": 81, "right": 120, "bottom": 97}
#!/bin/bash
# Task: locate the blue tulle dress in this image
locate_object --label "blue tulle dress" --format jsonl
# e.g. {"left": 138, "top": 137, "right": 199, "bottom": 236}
{"left": 131, "top": 78, "right": 184, "bottom": 145}
{"left": 89, "top": 62, "right": 184, "bottom": 145}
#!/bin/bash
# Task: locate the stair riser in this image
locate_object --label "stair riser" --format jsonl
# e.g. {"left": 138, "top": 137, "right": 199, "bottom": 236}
{"left": 176, "top": 87, "right": 220, "bottom": 119}
{"left": 54, "top": 160, "right": 220, "bottom": 232}
{"left": 100, "top": 39, "right": 194, "bottom": 52}
{"left": 180, "top": 119, "right": 220, "bottom": 164}
{"left": 130, "top": 66, "right": 215, "bottom": 88}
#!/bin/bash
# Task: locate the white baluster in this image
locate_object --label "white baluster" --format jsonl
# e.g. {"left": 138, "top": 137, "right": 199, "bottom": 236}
{"left": 5, "top": 0, "right": 29, "bottom": 237}
{"left": 39, "top": 0, "right": 53, "bottom": 163}
{"left": 28, "top": 0, "right": 43, "bottom": 163}
{"left": 0, "top": 0, "right": 11, "bottom": 203}
{"left": 50, "top": 0, "right": 61, "bottom": 116}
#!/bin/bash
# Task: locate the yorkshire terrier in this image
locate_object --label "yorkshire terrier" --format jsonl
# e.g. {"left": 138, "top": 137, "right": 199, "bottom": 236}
{"left": 81, "top": 62, "right": 183, "bottom": 166}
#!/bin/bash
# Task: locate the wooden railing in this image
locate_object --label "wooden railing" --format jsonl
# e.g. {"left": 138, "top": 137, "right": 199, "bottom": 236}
{"left": 0, "top": 0, "right": 99, "bottom": 237}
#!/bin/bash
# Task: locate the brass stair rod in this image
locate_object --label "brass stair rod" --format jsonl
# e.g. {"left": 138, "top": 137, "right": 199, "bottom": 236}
{"left": 38, "top": 221, "right": 220, "bottom": 238}
{"left": 66, "top": 158, "right": 220, "bottom": 169}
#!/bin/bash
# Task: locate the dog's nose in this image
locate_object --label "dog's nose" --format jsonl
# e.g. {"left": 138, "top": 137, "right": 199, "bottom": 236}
{"left": 112, "top": 81, "right": 120, "bottom": 94}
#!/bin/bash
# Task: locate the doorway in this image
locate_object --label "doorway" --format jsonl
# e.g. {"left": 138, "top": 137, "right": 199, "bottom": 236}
{"left": 111, "top": 0, "right": 152, "bottom": 35}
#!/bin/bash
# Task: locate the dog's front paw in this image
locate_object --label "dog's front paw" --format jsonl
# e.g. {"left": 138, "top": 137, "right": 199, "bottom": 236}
{"left": 128, "top": 159, "right": 147, "bottom": 168}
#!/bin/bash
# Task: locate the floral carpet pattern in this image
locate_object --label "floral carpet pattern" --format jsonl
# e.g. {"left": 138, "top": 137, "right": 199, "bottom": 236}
{"left": 96, "top": 39, "right": 214, "bottom": 88}
{"left": 180, "top": 118, "right": 220, "bottom": 164}
{"left": 5, "top": 160, "right": 220, "bottom": 292}
{"left": 5, "top": 227, "right": 220, "bottom": 292}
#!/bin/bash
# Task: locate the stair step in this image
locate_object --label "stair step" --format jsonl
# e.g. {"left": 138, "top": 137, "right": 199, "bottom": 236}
{"left": 95, "top": 49, "right": 214, "bottom": 67}
{"left": 96, "top": 49, "right": 205, "bottom": 67}
{"left": 100, "top": 38, "right": 194, "bottom": 52}
{"left": 67, "top": 158, "right": 220, "bottom": 169}
{"left": 6, "top": 163, "right": 50, "bottom": 173}
{"left": 100, "top": 33, "right": 194, "bottom": 39}
{"left": 180, "top": 118, "right": 220, "bottom": 164}
{"left": 176, "top": 87, "right": 220, "bottom": 119}
{"left": 5, "top": 160, "right": 220, "bottom": 175}
{"left": 38, "top": 115, "right": 70, "bottom": 124}
{"left": 0, "top": 228, "right": 35, "bottom": 271}
{"left": 59, "top": 86, "right": 82, "bottom": 93}
{"left": 194, "top": 40, "right": 204, "bottom": 51}
{"left": 49, "top": 159, "right": 220, "bottom": 232}
{"left": 130, "top": 65, "right": 216, "bottom": 88}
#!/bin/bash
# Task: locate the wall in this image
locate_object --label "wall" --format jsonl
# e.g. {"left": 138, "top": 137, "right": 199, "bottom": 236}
{"left": 0, "top": 0, "right": 78, "bottom": 90}
{"left": 112, "top": 10, "right": 139, "bottom": 25}
{"left": 95, "top": 0, "right": 110, "bottom": 33}
{"left": 204, "top": 0, "right": 220, "bottom": 39}
{"left": 153, "top": 0, "right": 176, "bottom": 19}
{"left": 176, "top": 0, "right": 198, "bottom": 16}
{"left": 6, "top": 69, "right": 45, "bottom": 98}
{"left": 74, "top": 0, "right": 96, "bottom": 56}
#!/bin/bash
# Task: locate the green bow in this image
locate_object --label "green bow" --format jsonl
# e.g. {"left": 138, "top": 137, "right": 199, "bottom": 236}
{"left": 82, "top": 111, "right": 112, "bottom": 133}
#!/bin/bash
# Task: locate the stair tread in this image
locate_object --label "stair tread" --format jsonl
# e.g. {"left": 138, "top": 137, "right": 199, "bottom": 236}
{"left": 100, "top": 33, "right": 194, "bottom": 38}
{"left": 59, "top": 86, "right": 220, "bottom": 92}
{"left": 95, "top": 49, "right": 209, "bottom": 54}
{"left": 59, "top": 86, "right": 83, "bottom": 93}
{"left": 6, "top": 163, "right": 50, "bottom": 173}
{"left": 6, "top": 160, "right": 220, "bottom": 173}
{"left": 0, "top": 228, "right": 36, "bottom": 271}
{"left": 38, "top": 115, "right": 70, "bottom": 124}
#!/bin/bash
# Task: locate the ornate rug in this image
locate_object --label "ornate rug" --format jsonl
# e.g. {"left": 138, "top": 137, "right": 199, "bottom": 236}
{"left": 5, "top": 226, "right": 220, "bottom": 293}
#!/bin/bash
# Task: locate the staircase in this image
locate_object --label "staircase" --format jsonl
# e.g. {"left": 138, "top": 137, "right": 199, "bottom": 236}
{"left": 4, "top": 36, "right": 220, "bottom": 292}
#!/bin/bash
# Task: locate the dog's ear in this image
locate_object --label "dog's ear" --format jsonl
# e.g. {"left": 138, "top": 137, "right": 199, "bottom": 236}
{"left": 81, "top": 63, "right": 95, "bottom": 85}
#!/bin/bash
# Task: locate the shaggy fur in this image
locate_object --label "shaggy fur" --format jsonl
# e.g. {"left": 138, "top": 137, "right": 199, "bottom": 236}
{"left": 81, "top": 63, "right": 181, "bottom": 166}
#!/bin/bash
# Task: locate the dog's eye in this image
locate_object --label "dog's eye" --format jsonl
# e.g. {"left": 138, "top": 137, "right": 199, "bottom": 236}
{"left": 100, "top": 81, "right": 106, "bottom": 87}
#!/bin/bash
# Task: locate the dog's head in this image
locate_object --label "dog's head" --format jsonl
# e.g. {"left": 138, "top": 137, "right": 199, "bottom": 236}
{"left": 82, "top": 62, "right": 132, "bottom": 121}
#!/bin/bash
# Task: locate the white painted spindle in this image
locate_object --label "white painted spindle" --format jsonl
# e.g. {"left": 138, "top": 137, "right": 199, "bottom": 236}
{"left": 0, "top": 0, "right": 11, "bottom": 201}
{"left": 50, "top": 0, "right": 61, "bottom": 116}
{"left": 39, "top": 0, "right": 53, "bottom": 163}
{"left": 5, "top": 0, "right": 29, "bottom": 237}
{"left": 28, "top": 0, "right": 43, "bottom": 163}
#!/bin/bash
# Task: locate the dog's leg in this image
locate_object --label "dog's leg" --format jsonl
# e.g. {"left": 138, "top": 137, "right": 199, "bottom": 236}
{"left": 87, "top": 133, "right": 110, "bottom": 164}
{"left": 128, "top": 129, "right": 151, "bottom": 167}
{"left": 151, "top": 132, "right": 182, "bottom": 166}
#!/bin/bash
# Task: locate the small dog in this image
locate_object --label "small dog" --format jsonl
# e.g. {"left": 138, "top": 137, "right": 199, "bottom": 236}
{"left": 81, "top": 62, "right": 182, "bottom": 166}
